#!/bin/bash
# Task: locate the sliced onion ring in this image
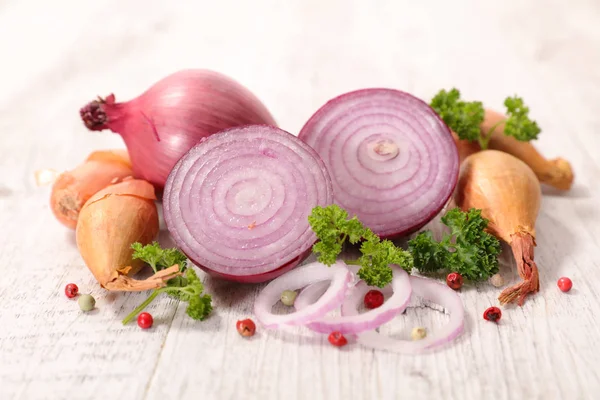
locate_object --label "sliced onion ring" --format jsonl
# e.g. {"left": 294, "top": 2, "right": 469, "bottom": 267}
{"left": 294, "top": 281, "right": 330, "bottom": 310}
{"left": 163, "top": 125, "right": 333, "bottom": 283}
{"left": 298, "top": 89, "right": 459, "bottom": 238}
{"left": 253, "top": 261, "right": 352, "bottom": 329}
{"left": 294, "top": 266, "right": 412, "bottom": 334}
{"left": 342, "top": 276, "right": 465, "bottom": 354}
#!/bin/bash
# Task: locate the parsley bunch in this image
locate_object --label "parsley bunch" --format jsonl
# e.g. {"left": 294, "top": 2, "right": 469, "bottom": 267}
{"left": 430, "top": 88, "right": 540, "bottom": 149}
{"left": 308, "top": 205, "right": 501, "bottom": 287}
{"left": 308, "top": 205, "right": 413, "bottom": 287}
{"left": 430, "top": 88, "right": 485, "bottom": 143}
{"left": 122, "top": 242, "right": 212, "bottom": 325}
{"left": 408, "top": 208, "right": 501, "bottom": 281}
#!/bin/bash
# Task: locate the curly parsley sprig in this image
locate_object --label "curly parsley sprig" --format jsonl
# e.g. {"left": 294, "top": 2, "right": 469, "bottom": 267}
{"left": 308, "top": 205, "right": 413, "bottom": 287}
{"left": 122, "top": 242, "right": 212, "bottom": 325}
{"left": 408, "top": 208, "right": 501, "bottom": 281}
{"left": 308, "top": 205, "right": 501, "bottom": 287}
{"left": 430, "top": 88, "right": 540, "bottom": 149}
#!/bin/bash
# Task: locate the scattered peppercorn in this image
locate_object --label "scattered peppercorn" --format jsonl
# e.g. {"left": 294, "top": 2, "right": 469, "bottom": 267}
{"left": 411, "top": 327, "right": 427, "bottom": 341}
{"left": 483, "top": 306, "right": 502, "bottom": 322}
{"left": 328, "top": 331, "right": 348, "bottom": 347}
{"left": 137, "top": 312, "right": 153, "bottom": 329}
{"left": 446, "top": 272, "right": 463, "bottom": 290}
{"left": 490, "top": 273, "right": 505, "bottom": 288}
{"left": 280, "top": 290, "right": 298, "bottom": 306}
{"left": 78, "top": 294, "right": 96, "bottom": 312}
{"left": 364, "top": 290, "right": 384, "bottom": 309}
{"left": 64, "top": 283, "right": 79, "bottom": 298}
{"left": 557, "top": 277, "right": 572, "bottom": 292}
{"left": 236, "top": 319, "right": 256, "bottom": 337}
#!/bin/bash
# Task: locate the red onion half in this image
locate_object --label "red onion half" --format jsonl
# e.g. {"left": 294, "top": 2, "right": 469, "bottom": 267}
{"left": 80, "top": 69, "right": 276, "bottom": 190}
{"left": 298, "top": 89, "right": 459, "bottom": 238}
{"left": 163, "top": 125, "right": 333, "bottom": 283}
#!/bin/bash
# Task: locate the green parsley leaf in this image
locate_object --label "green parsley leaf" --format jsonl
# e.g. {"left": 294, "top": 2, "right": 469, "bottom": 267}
{"left": 131, "top": 241, "right": 188, "bottom": 273}
{"left": 164, "top": 269, "right": 213, "bottom": 321}
{"left": 430, "top": 89, "right": 541, "bottom": 148}
{"left": 408, "top": 208, "right": 501, "bottom": 281}
{"left": 430, "top": 88, "right": 485, "bottom": 144}
{"left": 308, "top": 205, "right": 413, "bottom": 287}
{"left": 122, "top": 242, "right": 213, "bottom": 324}
{"left": 503, "top": 96, "right": 541, "bottom": 141}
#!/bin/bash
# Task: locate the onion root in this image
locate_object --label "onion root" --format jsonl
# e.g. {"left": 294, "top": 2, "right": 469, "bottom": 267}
{"left": 498, "top": 232, "right": 540, "bottom": 305}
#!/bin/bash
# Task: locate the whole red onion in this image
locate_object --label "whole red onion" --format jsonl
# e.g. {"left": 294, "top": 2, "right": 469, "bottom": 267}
{"left": 80, "top": 69, "right": 277, "bottom": 190}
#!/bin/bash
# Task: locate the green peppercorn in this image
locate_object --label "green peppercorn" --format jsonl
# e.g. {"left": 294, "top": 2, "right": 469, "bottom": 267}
{"left": 280, "top": 290, "right": 298, "bottom": 306}
{"left": 78, "top": 294, "right": 96, "bottom": 312}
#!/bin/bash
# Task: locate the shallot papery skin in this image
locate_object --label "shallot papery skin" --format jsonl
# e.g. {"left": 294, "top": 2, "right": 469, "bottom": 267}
{"left": 76, "top": 178, "right": 180, "bottom": 291}
{"left": 456, "top": 150, "right": 542, "bottom": 305}
{"left": 50, "top": 149, "right": 133, "bottom": 229}
{"left": 80, "top": 69, "right": 277, "bottom": 190}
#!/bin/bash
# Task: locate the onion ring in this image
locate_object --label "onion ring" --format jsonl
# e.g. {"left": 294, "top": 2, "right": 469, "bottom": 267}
{"left": 253, "top": 261, "right": 353, "bottom": 329}
{"left": 342, "top": 276, "right": 465, "bottom": 354}
{"left": 294, "top": 266, "right": 412, "bottom": 334}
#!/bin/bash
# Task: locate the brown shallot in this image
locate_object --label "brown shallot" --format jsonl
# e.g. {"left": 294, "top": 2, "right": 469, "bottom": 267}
{"left": 455, "top": 150, "right": 542, "bottom": 305}
{"left": 75, "top": 178, "right": 180, "bottom": 291}
{"left": 50, "top": 149, "right": 133, "bottom": 229}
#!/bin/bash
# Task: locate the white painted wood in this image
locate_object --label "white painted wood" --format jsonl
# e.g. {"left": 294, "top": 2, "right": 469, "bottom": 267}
{"left": 1, "top": 0, "right": 599, "bottom": 399}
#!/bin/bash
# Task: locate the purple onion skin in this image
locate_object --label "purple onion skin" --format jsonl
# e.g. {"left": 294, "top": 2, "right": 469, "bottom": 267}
{"left": 191, "top": 248, "right": 313, "bottom": 284}
{"left": 298, "top": 88, "right": 459, "bottom": 239}
{"left": 79, "top": 69, "right": 277, "bottom": 191}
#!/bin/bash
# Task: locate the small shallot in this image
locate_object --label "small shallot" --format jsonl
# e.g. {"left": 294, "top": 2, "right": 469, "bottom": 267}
{"left": 50, "top": 149, "right": 133, "bottom": 229}
{"left": 76, "top": 178, "right": 180, "bottom": 291}
{"left": 456, "top": 150, "right": 542, "bottom": 305}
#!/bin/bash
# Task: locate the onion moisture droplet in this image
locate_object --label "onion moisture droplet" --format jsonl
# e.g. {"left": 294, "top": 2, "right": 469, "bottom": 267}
{"left": 163, "top": 125, "right": 333, "bottom": 283}
{"left": 298, "top": 89, "right": 459, "bottom": 238}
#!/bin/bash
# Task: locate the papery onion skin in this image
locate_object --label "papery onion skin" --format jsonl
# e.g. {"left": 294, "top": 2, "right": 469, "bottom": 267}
{"left": 194, "top": 248, "right": 312, "bottom": 284}
{"left": 163, "top": 125, "right": 333, "bottom": 283}
{"left": 298, "top": 88, "right": 459, "bottom": 238}
{"left": 80, "top": 69, "right": 277, "bottom": 190}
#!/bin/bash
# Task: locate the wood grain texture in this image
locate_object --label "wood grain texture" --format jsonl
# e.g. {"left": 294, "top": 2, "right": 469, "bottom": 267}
{"left": 1, "top": 0, "right": 600, "bottom": 399}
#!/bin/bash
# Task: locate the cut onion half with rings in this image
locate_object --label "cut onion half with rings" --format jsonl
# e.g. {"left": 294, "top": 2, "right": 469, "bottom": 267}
{"left": 163, "top": 125, "right": 333, "bottom": 283}
{"left": 298, "top": 88, "right": 459, "bottom": 238}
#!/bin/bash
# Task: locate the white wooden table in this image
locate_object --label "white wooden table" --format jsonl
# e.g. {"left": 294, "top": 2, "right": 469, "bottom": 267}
{"left": 1, "top": 1, "right": 599, "bottom": 399}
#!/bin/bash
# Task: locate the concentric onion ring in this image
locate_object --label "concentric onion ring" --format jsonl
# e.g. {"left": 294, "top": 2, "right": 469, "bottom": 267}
{"left": 294, "top": 265, "right": 412, "bottom": 334}
{"left": 163, "top": 125, "right": 333, "bottom": 282}
{"left": 298, "top": 89, "right": 459, "bottom": 238}
{"left": 341, "top": 276, "right": 465, "bottom": 354}
{"left": 253, "top": 261, "right": 353, "bottom": 328}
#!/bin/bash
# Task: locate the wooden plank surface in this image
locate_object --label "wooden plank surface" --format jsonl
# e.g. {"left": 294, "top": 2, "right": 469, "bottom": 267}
{"left": 1, "top": 1, "right": 599, "bottom": 399}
